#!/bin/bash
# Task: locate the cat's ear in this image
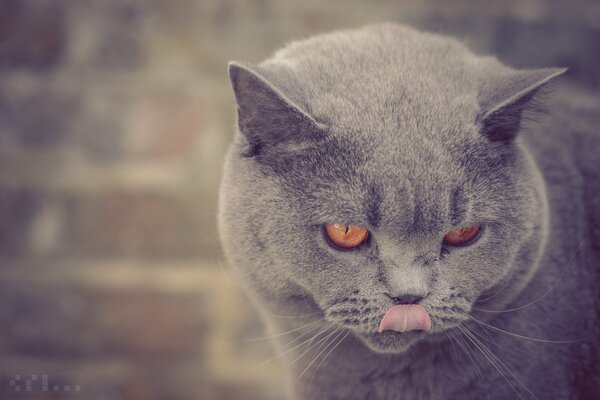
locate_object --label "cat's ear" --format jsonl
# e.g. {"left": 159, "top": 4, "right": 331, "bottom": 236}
{"left": 477, "top": 67, "right": 567, "bottom": 142}
{"left": 228, "top": 61, "right": 325, "bottom": 156}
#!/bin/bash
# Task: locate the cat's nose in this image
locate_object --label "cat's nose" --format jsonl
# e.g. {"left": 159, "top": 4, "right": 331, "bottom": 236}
{"left": 390, "top": 294, "right": 424, "bottom": 305}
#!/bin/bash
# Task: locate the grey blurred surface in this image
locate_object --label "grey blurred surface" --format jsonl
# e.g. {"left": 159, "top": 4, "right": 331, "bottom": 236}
{"left": 0, "top": 0, "right": 598, "bottom": 399}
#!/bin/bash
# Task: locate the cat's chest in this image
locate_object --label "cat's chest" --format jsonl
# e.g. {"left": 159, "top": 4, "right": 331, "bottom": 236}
{"left": 295, "top": 338, "right": 483, "bottom": 400}
{"left": 294, "top": 332, "right": 567, "bottom": 400}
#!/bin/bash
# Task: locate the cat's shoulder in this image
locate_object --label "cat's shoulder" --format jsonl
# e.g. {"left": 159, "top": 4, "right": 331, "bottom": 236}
{"left": 532, "top": 84, "right": 600, "bottom": 251}
{"left": 550, "top": 85, "right": 600, "bottom": 182}
{"left": 527, "top": 84, "right": 600, "bottom": 171}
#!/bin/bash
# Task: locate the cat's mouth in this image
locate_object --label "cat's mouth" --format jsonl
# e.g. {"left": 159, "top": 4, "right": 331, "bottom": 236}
{"left": 353, "top": 305, "right": 432, "bottom": 353}
{"left": 378, "top": 304, "right": 432, "bottom": 333}
{"left": 326, "top": 302, "right": 469, "bottom": 354}
{"left": 353, "top": 308, "right": 473, "bottom": 354}
{"left": 323, "top": 295, "right": 471, "bottom": 353}
{"left": 357, "top": 328, "right": 430, "bottom": 354}
{"left": 324, "top": 301, "right": 436, "bottom": 353}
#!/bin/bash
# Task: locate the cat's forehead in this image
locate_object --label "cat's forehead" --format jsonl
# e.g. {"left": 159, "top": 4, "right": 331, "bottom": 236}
{"left": 253, "top": 24, "right": 522, "bottom": 225}
{"left": 261, "top": 24, "right": 483, "bottom": 145}
{"left": 293, "top": 160, "right": 470, "bottom": 234}
{"left": 279, "top": 132, "right": 475, "bottom": 232}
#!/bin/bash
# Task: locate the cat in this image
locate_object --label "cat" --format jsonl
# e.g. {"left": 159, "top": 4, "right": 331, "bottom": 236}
{"left": 218, "top": 23, "right": 600, "bottom": 400}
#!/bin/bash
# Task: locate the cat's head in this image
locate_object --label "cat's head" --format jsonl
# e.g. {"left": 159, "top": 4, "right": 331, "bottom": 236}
{"left": 219, "top": 24, "right": 565, "bottom": 353}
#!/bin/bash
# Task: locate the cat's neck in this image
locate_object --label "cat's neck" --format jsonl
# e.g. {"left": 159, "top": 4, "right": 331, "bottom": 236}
{"left": 277, "top": 326, "right": 471, "bottom": 400}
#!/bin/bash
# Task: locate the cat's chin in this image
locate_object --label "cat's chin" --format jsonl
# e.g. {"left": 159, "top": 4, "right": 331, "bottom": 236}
{"left": 356, "top": 330, "right": 429, "bottom": 354}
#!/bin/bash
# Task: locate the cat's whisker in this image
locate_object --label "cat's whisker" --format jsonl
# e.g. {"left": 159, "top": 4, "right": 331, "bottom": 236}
{"left": 444, "top": 331, "right": 461, "bottom": 362}
{"left": 294, "top": 328, "right": 344, "bottom": 389}
{"left": 256, "top": 321, "right": 334, "bottom": 367}
{"left": 466, "top": 314, "right": 590, "bottom": 344}
{"left": 452, "top": 328, "right": 484, "bottom": 379}
{"left": 460, "top": 326, "right": 540, "bottom": 400}
{"left": 306, "top": 330, "right": 350, "bottom": 398}
{"left": 445, "top": 331, "right": 473, "bottom": 377}
{"left": 289, "top": 321, "right": 340, "bottom": 352}
{"left": 306, "top": 329, "right": 347, "bottom": 384}
{"left": 474, "top": 235, "right": 588, "bottom": 312}
{"left": 268, "top": 319, "right": 325, "bottom": 352}
{"left": 458, "top": 326, "right": 526, "bottom": 400}
{"left": 467, "top": 322, "right": 501, "bottom": 349}
{"left": 218, "top": 253, "right": 322, "bottom": 321}
{"left": 287, "top": 324, "right": 340, "bottom": 367}
{"left": 476, "top": 276, "right": 512, "bottom": 303}
{"left": 304, "top": 324, "right": 340, "bottom": 364}
{"left": 243, "top": 317, "right": 325, "bottom": 342}
{"left": 466, "top": 324, "right": 523, "bottom": 362}
{"left": 281, "top": 321, "right": 336, "bottom": 353}
{"left": 461, "top": 315, "right": 501, "bottom": 348}
{"left": 216, "top": 253, "right": 248, "bottom": 303}
{"left": 268, "top": 311, "right": 323, "bottom": 319}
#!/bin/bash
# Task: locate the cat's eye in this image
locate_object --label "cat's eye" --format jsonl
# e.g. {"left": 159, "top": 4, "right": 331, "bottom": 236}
{"left": 324, "top": 223, "right": 369, "bottom": 250}
{"left": 443, "top": 224, "right": 481, "bottom": 247}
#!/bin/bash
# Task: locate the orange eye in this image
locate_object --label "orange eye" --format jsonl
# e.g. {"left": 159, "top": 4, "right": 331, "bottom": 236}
{"left": 324, "top": 223, "right": 369, "bottom": 249}
{"left": 443, "top": 224, "right": 481, "bottom": 247}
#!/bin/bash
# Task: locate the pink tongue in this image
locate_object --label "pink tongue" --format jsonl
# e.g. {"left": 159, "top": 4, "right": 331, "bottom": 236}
{"left": 378, "top": 304, "right": 432, "bottom": 333}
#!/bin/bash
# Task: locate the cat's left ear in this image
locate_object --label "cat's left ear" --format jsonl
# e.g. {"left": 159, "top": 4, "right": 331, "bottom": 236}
{"left": 477, "top": 67, "right": 567, "bottom": 142}
{"left": 228, "top": 61, "right": 325, "bottom": 156}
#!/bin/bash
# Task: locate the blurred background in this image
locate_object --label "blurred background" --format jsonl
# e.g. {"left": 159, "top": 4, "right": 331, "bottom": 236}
{"left": 0, "top": 0, "right": 598, "bottom": 399}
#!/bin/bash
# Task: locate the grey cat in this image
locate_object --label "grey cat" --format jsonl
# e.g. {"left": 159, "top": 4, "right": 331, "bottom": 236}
{"left": 218, "top": 24, "right": 600, "bottom": 400}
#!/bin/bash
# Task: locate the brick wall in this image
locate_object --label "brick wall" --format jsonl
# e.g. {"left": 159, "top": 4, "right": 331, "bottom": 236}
{"left": 0, "top": 0, "right": 598, "bottom": 399}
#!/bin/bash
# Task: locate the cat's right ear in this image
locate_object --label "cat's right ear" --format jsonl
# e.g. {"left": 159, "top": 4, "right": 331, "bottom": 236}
{"left": 228, "top": 61, "right": 325, "bottom": 156}
{"left": 477, "top": 67, "right": 567, "bottom": 142}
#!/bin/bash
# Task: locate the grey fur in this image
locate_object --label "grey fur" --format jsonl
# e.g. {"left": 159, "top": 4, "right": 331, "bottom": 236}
{"left": 219, "top": 24, "right": 600, "bottom": 400}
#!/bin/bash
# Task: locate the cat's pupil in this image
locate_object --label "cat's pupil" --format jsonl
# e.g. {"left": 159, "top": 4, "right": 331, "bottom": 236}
{"left": 324, "top": 223, "right": 369, "bottom": 249}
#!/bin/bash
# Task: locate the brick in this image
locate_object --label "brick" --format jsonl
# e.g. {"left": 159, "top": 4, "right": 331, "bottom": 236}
{"left": 0, "top": 83, "right": 80, "bottom": 148}
{"left": 0, "top": 0, "right": 65, "bottom": 70}
{"left": 0, "top": 260, "right": 283, "bottom": 399}
{"left": 0, "top": 281, "right": 210, "bottom": 361}
{"left": 0, "top": 358, "right": 212, "bottom": 400}
{"left": 64, "top": 189, "right": 219, "bottom": 259}
{"left": 0, "top": 186, "right": 220, "bottom": 259}
{"left": 1, "top": 1, "right": 599, "bottom": 400}
{"left": 0, "top": 188, "right": 43, "bottom": 258}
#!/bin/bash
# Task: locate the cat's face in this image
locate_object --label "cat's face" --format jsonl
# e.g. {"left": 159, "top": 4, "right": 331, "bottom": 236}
{"left": 234, "top": 120, "right": 538, "bottom": 354}
{"left": 220, "top": 24, "right": 562, "bottom": 354}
